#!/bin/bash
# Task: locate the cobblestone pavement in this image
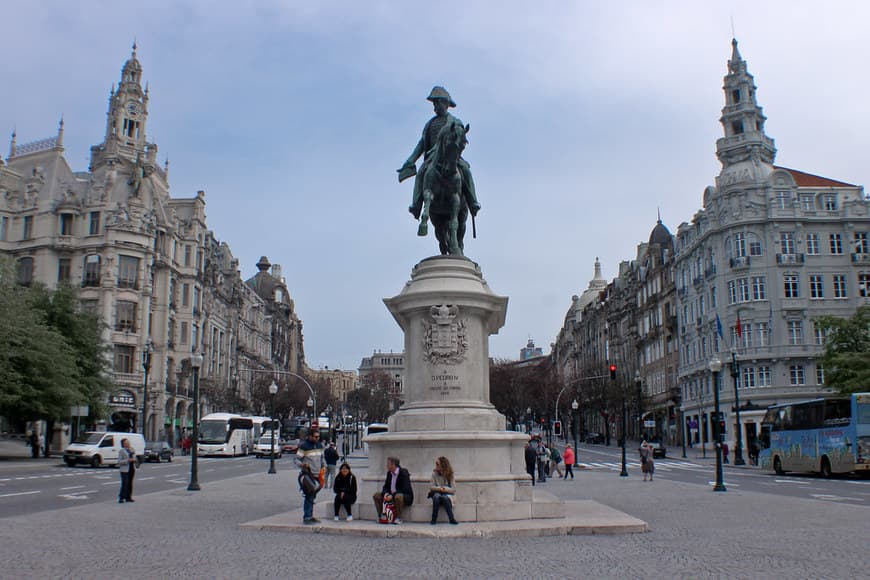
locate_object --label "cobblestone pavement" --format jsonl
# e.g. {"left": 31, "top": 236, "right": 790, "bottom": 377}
{"left": 0, "top": 462, "right": 865, "bottom": 579}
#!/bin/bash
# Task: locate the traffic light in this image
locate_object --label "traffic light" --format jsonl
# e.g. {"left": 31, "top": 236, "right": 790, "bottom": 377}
{"left": 609, "top": 364, "right": 617, "bottom": 380}
{"left": 711, "top": 412, "right": 727, "bottom": 440}
{"left": 553, "top": 421, "right": 562, "bottom": 436}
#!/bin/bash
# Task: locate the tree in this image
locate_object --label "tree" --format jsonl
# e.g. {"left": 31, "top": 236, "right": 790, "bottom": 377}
{"left": 0, "top": 261, "right": 111, "bottom": 426}
{"left": 490, "top": 357, "right": 559, "bottom": 429}
{"left": 815, "top": 305, "right": 870, "bottom": 394}
{"left": 352, "top": 370, "right": 393, "bottom": 422}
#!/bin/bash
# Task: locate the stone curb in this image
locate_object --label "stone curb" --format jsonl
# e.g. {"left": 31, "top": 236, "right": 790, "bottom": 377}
{"left": 239, "top": 499, "right": 648, "bottom": 538}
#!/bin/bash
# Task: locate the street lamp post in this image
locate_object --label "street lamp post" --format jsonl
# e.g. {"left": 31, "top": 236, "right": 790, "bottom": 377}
{"left": 571, "top": 399, "right": 579, "bottom": 466}
{"left": 634, "top": 371, "right": 643, "bottom": 441}
{"left": 680, "top": 407, "right": 687, "bottom": 458}
{"left": 619, "top": 396, "right": 628, "bottom": 477}
{"left": 307, "top": 397, "right": 314, "bottom": 428}
{"left": 187, "top": 353, "right": 203, "bottom": 491}
{"left": 730, "top": 348, "right": 745, "bottom": 466}
{"left": 268, "top": 381, "right": 278, "bottom": 475}
{"left": 708, "top": 356, "right": 727, "bottom": 492}
{"left": 141, "top": 339, "right": 152, "bottom": 438}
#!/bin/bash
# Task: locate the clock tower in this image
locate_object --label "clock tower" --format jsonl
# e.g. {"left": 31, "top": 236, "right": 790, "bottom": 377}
{"left": 103, "top": 42, "right": 150, "bottom": 155}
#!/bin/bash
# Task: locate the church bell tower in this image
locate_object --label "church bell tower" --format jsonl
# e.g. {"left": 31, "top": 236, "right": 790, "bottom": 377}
{"left": 104, "top": 42, "right": 150, "bottom": 155}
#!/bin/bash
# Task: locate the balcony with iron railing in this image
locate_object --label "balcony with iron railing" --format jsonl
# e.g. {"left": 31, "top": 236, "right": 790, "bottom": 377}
{"left": 776, "top": 253, "right": 805, "bottom": 265}
{"left": 851, "top": 252, "right": 870, "bottom": 263}
{"left": 729, "top": 256, "right": 750, "bottom": 269}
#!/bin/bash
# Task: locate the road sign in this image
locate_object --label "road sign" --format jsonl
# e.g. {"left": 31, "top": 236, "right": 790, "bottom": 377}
{"left": 644, "top": 420, "right": 655, "bottom": 428}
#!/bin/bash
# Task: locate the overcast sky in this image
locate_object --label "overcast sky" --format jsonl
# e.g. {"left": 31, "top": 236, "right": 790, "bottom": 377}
{"left": 2, "top": 1, "right": 868, "bottom": 370}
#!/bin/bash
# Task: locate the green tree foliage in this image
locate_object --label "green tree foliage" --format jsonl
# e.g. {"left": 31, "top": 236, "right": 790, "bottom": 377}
{"left": 0, "top": 261, "right": 112, "bottom": 423}
{"left": 815, "top": 305, "right": 870, "bottom": 394}
{"left": 490, "top": 357, "right": 558, "bottom": 428}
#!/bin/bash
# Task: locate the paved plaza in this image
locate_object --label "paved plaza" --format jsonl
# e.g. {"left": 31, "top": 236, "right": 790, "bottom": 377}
{"left": 0, "top": 456, "right": 866, "bottom": 579}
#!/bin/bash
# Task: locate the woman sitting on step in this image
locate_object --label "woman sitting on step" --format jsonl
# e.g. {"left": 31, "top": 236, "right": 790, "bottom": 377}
{"left": 429, "top": 456, "right": 458, "bottom": 525}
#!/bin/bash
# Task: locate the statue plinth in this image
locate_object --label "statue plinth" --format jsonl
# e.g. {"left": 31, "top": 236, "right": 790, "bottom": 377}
{"left": 356, "top": 256, "right": 560, "bottom": 523}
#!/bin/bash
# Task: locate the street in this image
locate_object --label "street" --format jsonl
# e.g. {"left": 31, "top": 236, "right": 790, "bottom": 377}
{"left": 0, "top": 444, "right": 867, "bottom": 578}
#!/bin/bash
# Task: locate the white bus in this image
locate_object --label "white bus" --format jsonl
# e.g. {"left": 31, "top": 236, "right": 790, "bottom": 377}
{"left": 198, "top": 413, "right": 253, "bottom": 457}
{"left": 250, "top": 416, "right": 281, "bottom": 441}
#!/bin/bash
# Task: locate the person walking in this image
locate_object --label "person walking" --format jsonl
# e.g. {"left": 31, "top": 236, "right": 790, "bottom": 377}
{"left": 332, "top": 463, "right": 357, "bottom": 521}
{"left": 324, "top": 442, "right": 340, "bottom": 488}
{"left": 295, "top": 429, "right": 324, "bottom": 524}
{"left": 550, "top": 445, "right": 564, "bottom": 478}
{"left": 640, "top": 440, "right": 655, "bottom": 482}
{"left": 524, "top": 441, "right": 537, "bottom": 486}
{"left": 118, "top": 438, "right": 136, "bottom": 503}
{"left": 28, "top": 431, "right": 40, "bottom": 459}
{"left": 429, "top": 456, "right": 458, "bottom": 525}
{"left": 722, "top": 441, "right": 730, "bottom": 464}
{"left": 563, "top": 444, "right": 576, "bottom": 480}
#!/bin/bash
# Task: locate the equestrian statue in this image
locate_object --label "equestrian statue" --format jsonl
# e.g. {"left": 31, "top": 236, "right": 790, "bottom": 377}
{"left": 398, "top": 87, "right": 481, "bottom": 256}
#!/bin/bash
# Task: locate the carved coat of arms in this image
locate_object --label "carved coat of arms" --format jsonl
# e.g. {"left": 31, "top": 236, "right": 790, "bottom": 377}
{"left": 423, "top": 304, "right": 467, "bottom": 365}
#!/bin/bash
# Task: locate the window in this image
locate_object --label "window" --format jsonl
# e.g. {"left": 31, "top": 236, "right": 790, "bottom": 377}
{"left": 118, "top": 255, "right": 140, "bottom": 289}
{"left": 809, "top": 275, "right": 824, "bottom": 299}
{"left": 806, "top": 233, "right": 820, "bottom": 255}
{"left": 728, "top": 281, "right": 737, "bottom": 305}
{"left": 22, "top": 215, "right": 33, "bottom": 240}
{"left": 89, "top": 212, "right": 101, "bottom": 235}
{"left": 732, "top": 121, "right": 744, "bottom": 135}
{"left": 789, "top": 365, "right": 805, "bottom": 386}
{"left": 16, "top": 257, "right": 34, "bottom": 286}
{"left": 60, "top": 213, "right": 73, "bottom": 236}
{"left": 182, "top": 283, "right": 190, "bottom": 307}
{"left": 115, "top": 301, "right": 137, "bottom": 332}
{"left": 742, "top": 367, "right": 756, "bottom": 388}
{"left": 800, "top": 195, "right": 814, "bottom": 211}
{"left": 738, "top": 279, "right": 750, "bottom": 302}
{"left": 748, "top": 235, "right": 763, "bottom": 256}
{"left": 859, "top": 273, "right": 870, "bottom": 297}
{"left": 731, "top": 89, "right": 740, "bottom": 103}
{"left": 823, "top": 194, "right": 837, "bottom": 211}
{"left": 758, "top": 366, "right": 772, "bottom": 386}
{"left": 779, "top": 232, "right": 796, "bottom": 254}
{"left": 0, "top": 216, "right": 7, "bottom": 240}
{"left": 82, "top": 254, "right": 101, "bottom": 287}
{"left": 57, "top": 258, "right": 71, "bottom": 283}
{"left": 184, "top": 245, "right": 192, "bottom": 267}
{"left": 751, "top": 276, "right": 766, "bottom": 300}
{"left": 787, "top": 320, "right": 804, "bottom": 345}
{"left": 816, "top": 365, "right": 825, "bottom": 385}
{"left": 193, "top": 287, "right": 200, "bottom": 313}
{"left": 784, "top": 274, "right": 799, "bottom": 298}
{"left": 833, "top": 274, "right": 847, "bottom": 298}
{"left": 813, "top": 324, "right": 827, "bottom": 345}
{"left": 113, "top": 345, "right": 135, "bottom": 373}
{"left": 733, "top": 233, "right": 746, "bottom": 258}
{"left": 710, "top": 287, "right": 717, "bottom": 308}
{"left": 775, "top": 191, "right": 791, "bottom": 209}
{"left": 180, "top": 321, "right": 189, "bottom": 345}
{"left": 854, "top": 232, "right": 869, "bottom": 254}
{"left": 192, "top": 324, "right": 199, "bottom": 351}
{"left": 830, "top": 233, "right": 843, "bottom": 255}
{"left": 757, "top": 322, "right": 770, "bottom": 346}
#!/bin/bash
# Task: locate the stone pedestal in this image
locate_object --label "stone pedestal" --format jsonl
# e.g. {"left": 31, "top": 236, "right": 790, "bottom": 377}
{"left": 357, "top": 256, "right": 560, "bottom": 522}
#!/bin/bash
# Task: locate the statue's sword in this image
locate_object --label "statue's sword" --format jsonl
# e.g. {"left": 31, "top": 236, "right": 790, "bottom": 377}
{"left": 472, "top": 212, "right": 477, "bottom": 238}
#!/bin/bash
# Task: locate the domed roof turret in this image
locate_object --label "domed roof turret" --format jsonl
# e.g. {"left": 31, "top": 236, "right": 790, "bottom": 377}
{"left": 649, "top": 219, "right": 673, "bottom": 247}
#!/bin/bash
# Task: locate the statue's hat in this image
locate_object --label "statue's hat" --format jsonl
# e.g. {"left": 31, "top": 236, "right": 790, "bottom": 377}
{"left": 427, "top": 86, "right": 456, "bottom": 107}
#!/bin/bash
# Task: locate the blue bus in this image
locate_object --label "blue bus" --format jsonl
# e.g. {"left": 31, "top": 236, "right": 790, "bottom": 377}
{"left": 758, "top": 393, "right": 870, "bottom": 478}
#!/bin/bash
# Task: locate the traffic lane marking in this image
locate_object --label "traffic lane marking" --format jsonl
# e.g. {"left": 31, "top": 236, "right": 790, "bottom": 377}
{"left": 0, "top": 491, "right": 41, "bottom": 498}
{"left": 60, "top": 485, "right": 85, "bottom": 491}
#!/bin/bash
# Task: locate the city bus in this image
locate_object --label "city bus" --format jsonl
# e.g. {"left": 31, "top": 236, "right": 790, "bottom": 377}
{"left": 198, "top": 413, "right": 254, "bottom": 457}
{"left": 758, "top": 393, "right": 870, "bottom": 478}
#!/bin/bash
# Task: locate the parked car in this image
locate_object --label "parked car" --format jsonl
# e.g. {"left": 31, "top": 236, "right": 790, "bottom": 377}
{"left": 144, "top": 441, "right": 173, "bottom": 463}
{"left": 585, "top": 432, "right": 605, "bottom": 444}
{"left": 254, "top": 435, "right": 282, "bottom": 458}
{"left": 282, "top": 438, "right": 300, "bottom": 455}
{"left": 642, "top": 439, "right": 667, "bottom": 459}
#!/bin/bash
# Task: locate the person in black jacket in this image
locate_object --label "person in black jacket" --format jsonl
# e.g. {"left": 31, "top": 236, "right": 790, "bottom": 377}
{"left": 373, "top": 456, "right": 414, "bottom": 524}
{"left": 524, "top": 440, "right": 538, "bottom": 485}
{"left": 333, "top": 463, "right": 357, "bottom": 521}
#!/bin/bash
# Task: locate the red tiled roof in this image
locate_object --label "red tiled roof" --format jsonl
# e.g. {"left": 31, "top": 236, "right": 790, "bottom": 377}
{"left": 774, "top": 166, "right": 856, "bottom": 187}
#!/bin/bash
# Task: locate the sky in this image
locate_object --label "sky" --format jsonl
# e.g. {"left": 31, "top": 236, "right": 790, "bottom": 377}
{"left": 2, "top": 1, "right": 868, "bottom": 371}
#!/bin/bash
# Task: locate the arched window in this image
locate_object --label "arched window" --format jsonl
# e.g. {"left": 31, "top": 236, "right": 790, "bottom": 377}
{"left": 82, "top": 254, "right": 101, "bottom": 287}
{"left": 16, "top": 257, "right": 34, "bottom": 286}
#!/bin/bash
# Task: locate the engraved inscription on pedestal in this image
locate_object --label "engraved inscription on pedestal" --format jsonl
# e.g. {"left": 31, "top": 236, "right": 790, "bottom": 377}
{"left": 422, "top": 305, "right": 467, "bottom": 365}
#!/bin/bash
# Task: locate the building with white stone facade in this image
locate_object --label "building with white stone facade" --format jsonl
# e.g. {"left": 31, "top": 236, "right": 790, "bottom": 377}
{"left": 0, "top": 46, "right": 305, "bottom": 445}
{"left": 675, "top": 39, "right": 869, "bottom": 454}
{"left": 358, "top": 350, "right": 406, "bottom": 408}
{"left": 553, "top": 40, "right": 869, "bottom": 455}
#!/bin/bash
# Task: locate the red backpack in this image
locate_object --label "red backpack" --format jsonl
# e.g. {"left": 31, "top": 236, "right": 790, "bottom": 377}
{"left": 379, "top": 500, "right": 396, "bottom": 524}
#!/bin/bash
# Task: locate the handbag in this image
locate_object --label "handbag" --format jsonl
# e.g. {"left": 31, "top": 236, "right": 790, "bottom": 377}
{"left": 379, "top": 500, "right": 396, "bottom": 524}
{"left": 299, "top": 469, "right": 322, "bottom": 495}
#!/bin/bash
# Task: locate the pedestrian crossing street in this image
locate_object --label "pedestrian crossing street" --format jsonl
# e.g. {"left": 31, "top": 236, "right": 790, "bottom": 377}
{"left": 580, "top": 459, "right": 704, "bottom": 472}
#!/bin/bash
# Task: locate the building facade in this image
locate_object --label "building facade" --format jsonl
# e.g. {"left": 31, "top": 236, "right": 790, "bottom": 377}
{"left": 358, "top": 350, "right": 405, "bottom": 408}
{"left": 0, "top": 47, "right": 305, "bottom": 445}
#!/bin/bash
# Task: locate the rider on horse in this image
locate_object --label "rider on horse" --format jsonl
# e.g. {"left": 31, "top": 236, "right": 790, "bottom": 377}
{"left": 399, "top": 86, "right": 481, "bottom": 221}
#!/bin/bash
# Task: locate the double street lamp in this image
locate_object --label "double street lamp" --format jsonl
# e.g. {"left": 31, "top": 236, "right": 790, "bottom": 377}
{"left": 187, "top": 353, "right": 203, "bottom": 492}
{"left": 571, "top": 399, "right": 580, "bottom": 466}
{"left": 268, "top": 381, "right": 278, "bottom": 475}
{"left": 141, "top": 339, "right": 152, "bottom": 438}
{"left": 708, "top": 356, "right": 727, "bottom": 492}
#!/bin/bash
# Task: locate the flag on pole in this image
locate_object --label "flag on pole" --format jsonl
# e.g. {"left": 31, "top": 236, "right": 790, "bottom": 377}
{"left": 736, "top": 313, "right": 743, "bottom": 338}
{"left": 715, "top": 314, "right": 724, "bottom": 338}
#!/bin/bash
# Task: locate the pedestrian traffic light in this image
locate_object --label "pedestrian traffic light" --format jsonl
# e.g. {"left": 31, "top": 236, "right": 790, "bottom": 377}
{"left": 609, "top": 364, "right": 617, "bottom": 380}
{"left": 711, "top": 412, "right": 727, "bottom": 440}
{"left": 554, "top": 421, "right": 562, "bottom": 436}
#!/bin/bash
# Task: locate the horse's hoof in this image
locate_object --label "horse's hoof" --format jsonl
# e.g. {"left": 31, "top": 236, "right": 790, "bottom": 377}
{"left": 418, "top": 223, "right": 428, "bottom": 236}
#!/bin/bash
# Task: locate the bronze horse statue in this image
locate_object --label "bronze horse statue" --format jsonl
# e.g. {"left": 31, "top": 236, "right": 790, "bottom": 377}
{"left": 417, "top": 120, "right": 471, "bottom": 256}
